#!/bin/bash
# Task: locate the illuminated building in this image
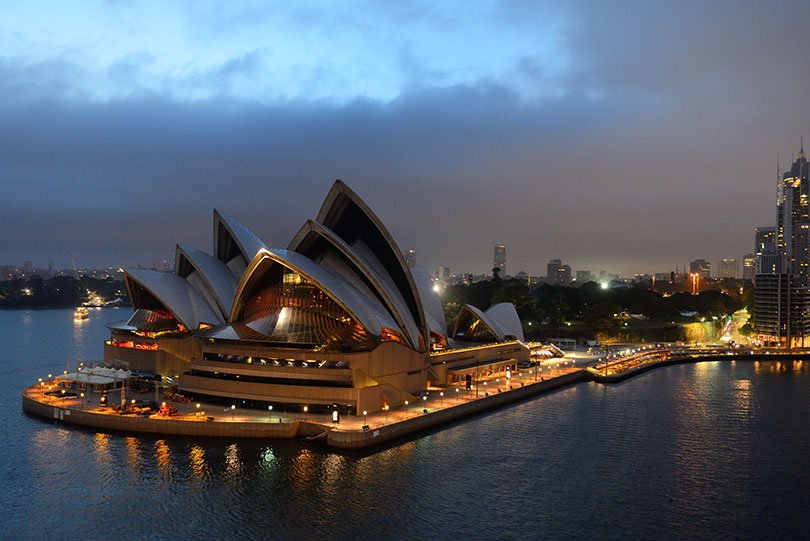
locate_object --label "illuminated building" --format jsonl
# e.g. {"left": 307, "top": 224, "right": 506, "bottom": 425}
{"left": 689, "top": 259, "right": 711, "bottom": 279}
{"left": 754, "top": 143, "right": 810, "bottom": 347}
{"left": 717, "top": 258, "right": 738, "bottom": 279}
{"left": 105, "top": 180, "right": 528, "bottom": 413}
{"left": 742, "top": 254, "right": 755, "bottom": 281}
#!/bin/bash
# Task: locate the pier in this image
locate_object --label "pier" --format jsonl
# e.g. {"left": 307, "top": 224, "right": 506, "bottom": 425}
{"left": 22, "top": 363, "right": 585, "bottom": 450}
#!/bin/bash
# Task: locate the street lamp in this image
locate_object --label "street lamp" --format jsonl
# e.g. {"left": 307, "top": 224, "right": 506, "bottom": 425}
{"left": 439, "top": 391, "right": 444, "bottom": 406}
{"left": 231, "top": 404, "right": 236, "bottom": 421}
{"left": 303, "top": 405, "right": 308, "bottom": 422}
{"left": 383, "top": 404, "right": 389, "bottom": 422}
{"left": 268, "top": 405, "right": 273, "bottom": 422}
{"left": 80, "top": 392, "right": 85, "bottom": 410}
{"left": 195, "top": 403, "right": 201, "bottom": 417}
{"left": 363, "top": 410, "right": 368, "bottom": 426}
{"left": 404, "top": 400, "right": 409, "bottom": 418}
{"left": 455, "top": 387, "right": 460, "bottom": 403}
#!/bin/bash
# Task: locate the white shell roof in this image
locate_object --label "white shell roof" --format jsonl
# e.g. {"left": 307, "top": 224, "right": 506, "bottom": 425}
{"left": 213, "top": 210, "right": 267, "bottom": 270}
{"left": 232, "top": 248, "right": 402, "bottom": 338}
{"left": 288, "top": 220, "right": 421, "bottom": 348}
{"left": 125, "top": 269, "right": 223, "bottom": 330}
{"left": 175, "top": 244, "right": 239, "bottom": 319}
{"left": 453, "top": 303, "right": 524, "bottom": 342}
{"left": 485, "top": 303, "right": 525, "bottom": 341}
{"left": 411, "top": 267, "right": 447, "bottom": 340}
{"left": 315, "top": 180, "right": 428, "bottom": 343}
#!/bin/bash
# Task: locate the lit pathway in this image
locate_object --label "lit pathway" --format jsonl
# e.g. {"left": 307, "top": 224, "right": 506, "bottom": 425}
{"left": 30, "top": 361, "right": 582, "bottom": 432}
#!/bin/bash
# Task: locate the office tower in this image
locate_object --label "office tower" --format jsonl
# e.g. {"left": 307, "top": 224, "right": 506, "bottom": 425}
{"left": 754, "top": 142, "right": 810, "bottom": 347}
{"left": 493, "top": 244, "right": 506, "bottom": 276}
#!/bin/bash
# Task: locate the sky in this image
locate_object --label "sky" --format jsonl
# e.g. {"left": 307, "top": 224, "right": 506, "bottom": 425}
{"left": 2, "top": 0, "right": 810, "bottom": 277}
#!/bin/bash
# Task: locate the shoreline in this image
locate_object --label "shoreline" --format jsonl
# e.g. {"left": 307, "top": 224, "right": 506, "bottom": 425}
{"left": 22, "top": 370, "right": 585, "bottom": 450}
{"left": 25, "top": 351, "right": 810, "bottom": 450}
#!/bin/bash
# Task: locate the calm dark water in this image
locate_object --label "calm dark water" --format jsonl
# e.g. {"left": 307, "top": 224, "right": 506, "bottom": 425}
{"left": 2, "top": 309, "right": 810, "bottom": 540}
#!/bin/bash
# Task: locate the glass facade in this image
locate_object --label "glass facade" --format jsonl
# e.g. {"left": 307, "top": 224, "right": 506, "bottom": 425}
{"left": 238, "top": 267, "right": 375, "bottom": 351}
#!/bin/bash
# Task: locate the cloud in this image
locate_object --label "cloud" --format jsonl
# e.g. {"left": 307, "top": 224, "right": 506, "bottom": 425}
{"left": 2, "top": 1, "right": 810, "bottom": 276}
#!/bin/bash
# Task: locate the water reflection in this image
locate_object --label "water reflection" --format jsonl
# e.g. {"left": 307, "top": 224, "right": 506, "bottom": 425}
{"left": 124, "top": 437, "right": 138, "bottom": 470}
{"left": 224, "top": 443, "right": 243, "bottom": 478}
{"left": 189, "top": 445, "right": 209, "bottom": 478}
{"left": 154, "top": 439, "right": 172, "bottom": 477}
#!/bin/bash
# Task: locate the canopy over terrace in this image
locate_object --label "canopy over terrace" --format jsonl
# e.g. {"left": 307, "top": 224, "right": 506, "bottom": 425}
{"left": 56, "top": 367, "right": 132, "bottom": 390}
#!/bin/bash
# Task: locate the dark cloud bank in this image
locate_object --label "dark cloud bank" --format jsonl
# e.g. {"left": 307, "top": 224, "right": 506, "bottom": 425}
{"left": 2, "top": 1, "right": 810, "bottom": 276}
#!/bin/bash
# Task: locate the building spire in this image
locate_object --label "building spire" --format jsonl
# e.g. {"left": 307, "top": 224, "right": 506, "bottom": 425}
{"left": 800, "top": 136, "right": 806, "bottom": 160}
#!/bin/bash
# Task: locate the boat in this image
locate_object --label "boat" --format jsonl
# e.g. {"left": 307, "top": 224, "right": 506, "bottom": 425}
{"left": 73, "top": 307, "right": 89, "bottom": 320}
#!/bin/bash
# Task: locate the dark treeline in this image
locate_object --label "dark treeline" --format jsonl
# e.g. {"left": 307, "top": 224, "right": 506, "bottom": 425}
{"left": 0, "top": 276, "right": 128, "bottom": 308}
{"left": 442, "top": 279, "right": 750, "bottom": 340}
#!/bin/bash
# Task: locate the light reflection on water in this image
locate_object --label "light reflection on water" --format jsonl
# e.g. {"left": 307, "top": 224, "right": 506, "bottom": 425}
{"left": 4, "top": 310, "right": 810, "bottom": 538}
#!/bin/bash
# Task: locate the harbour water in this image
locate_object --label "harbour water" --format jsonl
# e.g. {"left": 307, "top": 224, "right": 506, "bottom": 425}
{"left": 3, "top": 309, "right": 810, "bottom": 539}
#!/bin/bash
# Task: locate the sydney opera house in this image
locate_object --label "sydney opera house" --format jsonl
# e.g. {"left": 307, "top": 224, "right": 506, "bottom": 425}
{"left": 105, "top": 181, "right": 529, "bottom": 414}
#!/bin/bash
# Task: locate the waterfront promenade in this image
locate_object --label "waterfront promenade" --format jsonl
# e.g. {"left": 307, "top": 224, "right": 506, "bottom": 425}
{"left": 23, "top": 359, "right": 584, "bottom": 450}
{"left": 586, "top": 346, "right": 810, "bottom": 382}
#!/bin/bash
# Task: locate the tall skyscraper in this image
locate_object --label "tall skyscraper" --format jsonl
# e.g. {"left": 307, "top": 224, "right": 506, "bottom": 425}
{"left": 717, "top": 258, "right": 738, "bottom": 279}
{"left": 493, "top": 243, "right": 506, "bottom": 276}
{"left": 754, "top": 142, "right": 810, "bottom": 347}
{"left": 404, "top": 248, "right": 416, "bottom": 268}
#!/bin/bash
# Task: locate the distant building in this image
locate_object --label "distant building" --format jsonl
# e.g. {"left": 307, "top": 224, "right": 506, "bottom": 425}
{"left": 515, "top": 271, "right": 529, "bottom": 283}
{"left": 404, "top": 248, "right": 416, "bottom": 268}
{"left": 598, "top": 270, "right": 619, "bottom": 284}
{"left": 742, "top": 254, "right": 755, "bottom": 281}
{"left": 754, "top": 143, "right": 810, "bottom": 347}
{"left": 717, "top": 258, "right": 738, "bottom": 279}
{"left": 689, "top": 259, "right": 711, "bottom": 279}
{"left": 653, "top": 272, "right": 672, "bottom": 283}
{"left": 547, "top": 259, "right": 571, "bottom": 284}
{"left": 576, "top": 270, "right": 593, "bottom": 283}
{"left": 435, "top": 265, "right": 450, "bottom": 282}
{"left": 493, "top": 244, "right": 506, "bottom": 276}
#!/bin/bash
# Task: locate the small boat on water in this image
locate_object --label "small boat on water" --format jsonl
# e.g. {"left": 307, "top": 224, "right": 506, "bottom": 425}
{"left": 73, "top": 307, "right": 89, "bottom": 320}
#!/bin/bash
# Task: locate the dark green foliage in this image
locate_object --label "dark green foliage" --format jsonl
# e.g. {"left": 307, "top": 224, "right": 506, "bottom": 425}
{"left": 0, "top": 276, "right": 128, "bottom": 308}
{"left": 441, "top": 279, "right": 746, "bottom": 340}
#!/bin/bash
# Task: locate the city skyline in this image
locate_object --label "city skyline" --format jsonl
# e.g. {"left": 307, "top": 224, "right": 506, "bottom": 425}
{"left": 3, "top": 3, "right": 810, "bottom": 276}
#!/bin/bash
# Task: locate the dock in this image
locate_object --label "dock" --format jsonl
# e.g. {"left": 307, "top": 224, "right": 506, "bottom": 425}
{"left": 22, "top": 366, "right": 585, "bottom": 450}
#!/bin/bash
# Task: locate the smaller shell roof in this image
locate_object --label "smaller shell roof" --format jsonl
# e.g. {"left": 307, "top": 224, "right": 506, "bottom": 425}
{"left": 175, "top": 244, "right": 239, "bottom": 319}
{"left": 485, "top": 303, "right": 524, "bottom": 342}
{"left": 125, "top": 269, "right": 223, "bottom": 330}
{"left": 213, "top": 210, "right": 267, "bottom": 268}
{"left": 452, "top": 302, "right": 524, "bottom": 342}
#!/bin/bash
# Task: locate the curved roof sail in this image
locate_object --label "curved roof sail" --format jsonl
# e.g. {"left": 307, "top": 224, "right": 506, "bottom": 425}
{"left": 174, "top": 244, "right": 239, "bottom": 321}
{"left": 213, "top": 210, "right": 266, "bottom": 277}
{"left": 231, "top": 248, "right": 403, "bottom": 339}
{"left": 124, "top": 269, "right": 223, "bottom": 330}
{"left": 452, "top": 303, "right": 525, "bottom": 342}
{"left": 411, "top": 268, "right": 448, "bottom": 346}
{"left": 315, "top": 180, "right": 428, "bottom": 347}
{"left": 485, "top": 303, "right": 524, "bottom": 341}
{"left": 288, "top": 220, "right": 421, "bottom": 348}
